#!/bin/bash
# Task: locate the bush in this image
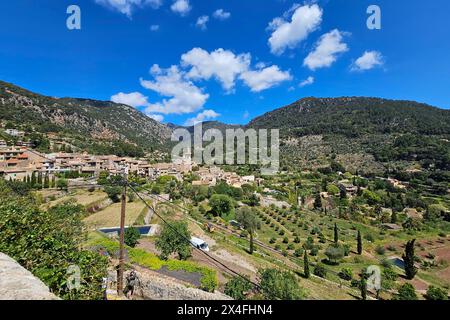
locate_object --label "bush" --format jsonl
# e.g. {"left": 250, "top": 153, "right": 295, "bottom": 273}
{"left": 283, "top": 237, "right": 289, "bottom": 244}
{"left": 224, "top": 276, "right": 253, "bottom": 300}
{"left": 395, "top": 283, "right": 418, "bottom": 300}
{"left": 375, "top": 245, "right": 386, "bottom": 255}
{"left": 269, "top": 237, "right": 276, "bottom": 244}
{"left": 124, "top": 227, "right": 141, "bottom": 248}
{"left": 294, "top": 248, "right": 304, "bottom": 257}
{"left": 425, "top": 286, "right": 448, "bottom": 300}
{"left": 105, "top": 185, "right": 122, "bottom": 203}
{"left": 339, "top": 268, "right": 353, "bottom": 281}
{"left": 0, "top": 181, "right": 107, "bottom": 300}
{"left": 313, "top": 264, "right": 327, "bottom": 278}
{"left": 259, "top": 269, "right": 304, "bottom": 300}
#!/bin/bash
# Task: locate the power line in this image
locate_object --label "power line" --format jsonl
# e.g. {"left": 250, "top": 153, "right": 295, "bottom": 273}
{"left": 127, "top": 183, "right": 262, "bottom": 291}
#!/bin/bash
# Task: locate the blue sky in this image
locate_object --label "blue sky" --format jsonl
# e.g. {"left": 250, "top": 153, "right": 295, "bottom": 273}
{"left": 0, "top": 0, "right": 449, "bottom": 125}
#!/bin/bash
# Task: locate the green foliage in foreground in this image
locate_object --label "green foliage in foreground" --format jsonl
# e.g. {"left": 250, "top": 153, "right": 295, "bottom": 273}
{"left": 0, "top": 180, "right": 108, "bottom": 299}
{"left": 224, "top": 276, "right": 253, "bottom": 300}
{"left": 258, "top": 268, "right": 304, "bottom": 300}
{"left": 88, "top": 234, "right": 218, "bottom": 292}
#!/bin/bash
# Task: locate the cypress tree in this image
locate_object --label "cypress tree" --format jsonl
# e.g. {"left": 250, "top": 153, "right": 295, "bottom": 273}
{"left": 303, "top": 250, "right": 310, "bottom": 278}
{"left": 44, "top": 175, "right": 50, "bottom": 189}
{"left": 357, "top": 230, "right": 362, "bottom": 255}
{"left": 403, "top": 239, "right": 417, "bottom": 280}
{"left": 360, "top": 276, "right": 367, "bottom": 300}
{"left": 31, "top": 172, "right": 37, "bottom": 187}
{"left": 37, "top": 173, "right": 42, "bottom": 186}
{"left": 334, "top": 223, "right": 339, "bottom": 244}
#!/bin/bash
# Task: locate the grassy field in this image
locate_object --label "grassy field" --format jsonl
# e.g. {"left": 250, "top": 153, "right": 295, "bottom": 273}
{"left": 83, "top": 200, "right": 148, "bottom": 229}
{"left": 39, "top": 189, "right": 108, "bottom": 209}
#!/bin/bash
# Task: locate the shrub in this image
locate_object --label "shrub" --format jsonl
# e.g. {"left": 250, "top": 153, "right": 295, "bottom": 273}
{"left": 313, "top": 264, "right": 327, "bottom": 278}
{"left": 310, "top": 246, "right": 319, "bottom": 256}
{"left": 395, "top": 283, "right": 418, "bottom": 300}
{"left": 259, "top": 269, "right": 304, "bottom": 300}
{"left": 269, "top": 237, "right": 276, "bottom": 244}
{"left": 283, "top": 237, "right": 289, "bottom": 244}
{"left": 375, "top": 245, "right": 386, "bottom": 255}
{"left": 124, "top": 227, "right": 141, "bottom": 248}
{"left": 425, "top": 286, "right": 448, "bottom": 300}
{"left": 339, "top": 268, "right": 353, "bottom": 281}
{"left": 224, "top": 276, "right": 252, "bottom": 300}
{"left": 294, "top": 248, "right": 304, "bottom": 257}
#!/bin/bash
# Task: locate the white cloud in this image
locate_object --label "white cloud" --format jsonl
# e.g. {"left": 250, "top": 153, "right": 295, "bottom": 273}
{"left": 171, "top": 0, "right": 191, "bottom": 16}
{"left": 351, "top": 51, "right": 384, "bottom": 71}
{"left": 213, "top": 9, "right": 231, "bottom": 20}
{"left": 196, "top": 15, "right": 209, "bottom": 30}
{"left": 148, "top": 114, "right": 164, "bottom": 122}
{"left": 95, "top": 0, "right": 162, "bottom": 18}
{"left": 303, "top": 29, "right": 349, "bottom": 70}
{"left": 268, "top": 4, "right": 322, "bottom": 55}
{"left": 240, "top": 65, "right": 292, "bottom": 92}
{"left": 150, "top": 24, "right": 160, "bottom": 31}
{"left": 242, "top": 110, "right": 250, "bottom": 119}
{"left": 181, "top": 48, "right": 251, "bottom": 91}
{"left": 140, "top": 64, "right": 209, "bottom": 115}
{"left": 299, "top": 76, "right": 314, "bottom": 87}
{"left": 181, "top": 47, "right": 291, "bottom": 92}
{"left": 184, "top": 109, "right": 220, "bottom": 126}
{"left": 111, "top": 91, "right": 149, "bottom": 107}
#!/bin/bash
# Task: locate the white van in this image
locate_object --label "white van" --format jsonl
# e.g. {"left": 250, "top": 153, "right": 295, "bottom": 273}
{"left": 190, "top": 237, "right": 210, "bottom": 252}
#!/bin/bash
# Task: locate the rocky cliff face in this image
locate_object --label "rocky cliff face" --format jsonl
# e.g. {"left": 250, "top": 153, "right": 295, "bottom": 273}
{"left": 0, "top": 253, "right": 58, "bottom": 300}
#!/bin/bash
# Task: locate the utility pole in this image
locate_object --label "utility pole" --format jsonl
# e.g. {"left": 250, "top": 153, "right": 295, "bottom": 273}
{"left": 117, "top": 165, "right": 128, "bottom": 295}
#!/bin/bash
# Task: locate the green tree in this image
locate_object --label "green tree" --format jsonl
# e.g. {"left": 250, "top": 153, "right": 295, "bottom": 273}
{"left": 324, "top": 244, "right": 344, "bottom": 265}
{"left": 258, "top": 269, "right": 304, "bottom": 300}
{"left": 124, "top": 227, "right": 141, "bottom": 248}
{"left": 395, "top": 283, "right": 418, "bottom": 300}
{"left": 425, "top": 286, "right": 448, "bottom": 300}
{"left": 209, "top": 194, "right": 234, "bottom": 219}
{"left": 104, "top": 185, "right": 122, "bottom": 203}
{"left": 56, "top": 178, "right": 68, "bottom": 191}
{"left": 357, "top": 230, "right": 362, "bottom": 255}
{"left": 236, "top": 207, "right": 259, "bottom": 254}
{"left": 43, "top": 175, "right": 50, "bottom": 189}
{"left": 313, "top": 263, "right": 327, "bottom": 278}
{"left": 155, "top": 221, "right": 192, "bottom": 260}
{"left": 303, "top": 250, "right": 310, "bottom": 278}
{"left": 0, "top": 181, "right": 107, "bottom": 300}
{"left": 313, "top": 192, "right": 322, "bottom": 209}
{"left": 403, "top": 239, "right": 417, "bottom": 280}
{"left": 224, "top": 276, "right": 252, "bottom": 300}
{"left": 360, "top": 276, "right": 367, "bottom": 300}
{"left": 334, "top": 223, "right": 339, "bottom": 244}
{"left": 31, "top": 171, "right": 37, "bottom": 187}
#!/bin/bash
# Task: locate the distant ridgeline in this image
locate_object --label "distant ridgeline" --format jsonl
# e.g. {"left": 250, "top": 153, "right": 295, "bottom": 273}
{"left": 1, "top": 80, "right": 449, "bottom": 175}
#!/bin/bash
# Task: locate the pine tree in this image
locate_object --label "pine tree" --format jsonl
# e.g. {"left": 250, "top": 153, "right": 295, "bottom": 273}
{"left": 334, "top": 223, "right": 339, "bottom": 244}
{"left": 357, "top": 230, "right": 362, "bottom": 255}
{"left": 403, "top": 239, "right": 417, "bottom": 280}
{"left": 303, "top": 250, "right": 310, "bottom": 278}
